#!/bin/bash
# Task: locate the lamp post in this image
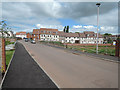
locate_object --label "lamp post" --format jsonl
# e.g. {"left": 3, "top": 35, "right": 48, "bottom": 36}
{"left": 96, "top": 3, "right": 101, "bottom": 54}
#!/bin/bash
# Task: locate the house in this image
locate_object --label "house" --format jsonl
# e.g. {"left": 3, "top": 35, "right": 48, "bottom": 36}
{"left": 59, "top": 32, "right": 80, "bottom": 44}
{"left": 16, "top": 32, "right": 27, "bottom": 39}
{"left": 32, "top": 28, "right": 59, "bottom": 42}
{"left": 80, "top": 31, "right": 103, "bottom": 44}
{"left": 111, "top": 35, "right": 118, "bottom": 41}
{"left": 26, "top": 32, "right": 32, "bottom": 40}
{"left": 31, "top": 28, "right": 103, "bottom": 44}
{"left": 59, "top": 31, "right": 103, "bottom": 44}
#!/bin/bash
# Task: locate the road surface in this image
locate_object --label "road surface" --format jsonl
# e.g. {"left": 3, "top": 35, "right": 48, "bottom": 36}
{"left": 20, "top": 40, "right": 118, "bottom": 88}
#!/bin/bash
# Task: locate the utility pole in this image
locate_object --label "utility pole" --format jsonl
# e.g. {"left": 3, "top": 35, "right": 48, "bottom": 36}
{"left": 96, "top": 3, "right": 101, "bottom": 54}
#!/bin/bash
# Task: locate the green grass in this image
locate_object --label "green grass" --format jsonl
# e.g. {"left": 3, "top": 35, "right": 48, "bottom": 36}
{"left": 5, "top": 41, "right": 14, "bottom": 46}
{"left": 40, "top": 41, "right": 115, "bottom": 56}
{"left": 68, "top": 45, "right": 115, "bottom": 56}
{"left": 6, "top": 50, "right": 14, "bottom": 67}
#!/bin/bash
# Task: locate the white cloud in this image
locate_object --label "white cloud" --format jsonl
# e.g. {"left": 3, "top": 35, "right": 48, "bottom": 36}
{"left": 36, "top": 24, "right": 64, "bottom": 31}
{"left": 73, "top": 25, "right": 82, "bottom": 28}
{"left": 100, "top": 26, "right": 118, "bottom": 34}
{"left": 2, "top": 2, "right": 118, "bottom": 35}
{"left": 83, "top": 25, "right": 95, "bottom": 29}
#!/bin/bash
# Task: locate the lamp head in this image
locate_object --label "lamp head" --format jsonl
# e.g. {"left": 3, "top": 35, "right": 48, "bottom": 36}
{"left": 96, "top": 3, "right": 101, "bottom": 7}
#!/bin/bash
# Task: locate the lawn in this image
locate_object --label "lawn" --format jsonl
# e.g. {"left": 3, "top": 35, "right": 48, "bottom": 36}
{"left": 5, "top": 41, "right": 14, "bottom": 46}
{"left": 40, "top": 41, "right": 115, "bottom": 56}
{"left": 67, "top": 45, "right": 115, "bottom": 56}
{"left": 6, "top": 50, "right": 14, "bottom": 67}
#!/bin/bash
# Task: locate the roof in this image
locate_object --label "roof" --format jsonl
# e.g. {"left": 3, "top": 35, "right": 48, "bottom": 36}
{"left": 58, "top": 32, "right": 79, "bottom": 37}
{"left": 59, "top": 31, "right": 103, "bottom": 38}
{"left": 16, "top": 32, "right": 26, "bottom": 35}
{"left": 84, "top": 31, "right": 94, "bottom": 34}
{"left": 33, "top": 28, "right": 58, "bottom": 35}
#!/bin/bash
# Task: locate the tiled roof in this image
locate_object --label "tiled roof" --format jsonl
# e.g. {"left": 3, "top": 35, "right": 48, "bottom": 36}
{"left": 16, "top": 32, "right": 26, "bottom": 35}
{"left": 58, "top": 32, "right": 79, "bottom": 37}
{"left": 33, "top": 28, "right": 58, "bottom": 35}
{"left": 58, "top": 31, "right": 103, "bottom": 38}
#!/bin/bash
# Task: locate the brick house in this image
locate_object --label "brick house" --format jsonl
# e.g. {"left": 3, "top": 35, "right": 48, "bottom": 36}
{"left": 59, "top": 31, "right": 103, "bottom": 44}
{"left": 32, "top": 28, "right": 59, "bottom": 41}
{"left": 26, "top": 32, "right": 32, "bottom": 40}
{"left": 16, "top": 32, "right": 26, "bottom": 39}
{"left": 59, "top": 32, "right": 80, "bottom": 43}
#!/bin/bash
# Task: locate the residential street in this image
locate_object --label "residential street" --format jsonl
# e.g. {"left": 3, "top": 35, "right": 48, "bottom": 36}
{"left": 20, "top": 40, "right": 118, "bottom": 88}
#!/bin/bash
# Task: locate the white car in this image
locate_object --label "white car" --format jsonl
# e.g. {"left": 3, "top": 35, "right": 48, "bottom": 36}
{"left": 31, "top": 40, "right": 36, "bottom": 44}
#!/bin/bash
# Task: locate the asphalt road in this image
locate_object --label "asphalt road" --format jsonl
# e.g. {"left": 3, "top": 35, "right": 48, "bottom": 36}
{"left": 20, "top": 40, "right": 118, "bottom": 88}
{"left": 2, "top": 42, "right": 58, "bottom": 89}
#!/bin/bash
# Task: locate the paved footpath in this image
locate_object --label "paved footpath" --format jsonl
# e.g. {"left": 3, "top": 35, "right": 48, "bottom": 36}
{"left": 1, "top": 42, "right": 58, "bottom": 89}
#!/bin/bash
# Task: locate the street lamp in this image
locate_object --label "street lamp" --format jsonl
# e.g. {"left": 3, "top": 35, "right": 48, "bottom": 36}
{"left": 96, "top": 3, "right": 101, "bottom": 54}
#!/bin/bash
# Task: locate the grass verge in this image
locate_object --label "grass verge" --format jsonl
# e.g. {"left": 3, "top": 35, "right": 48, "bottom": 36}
{"left": 6, "top": 50, "right": 14, "bottom": 67}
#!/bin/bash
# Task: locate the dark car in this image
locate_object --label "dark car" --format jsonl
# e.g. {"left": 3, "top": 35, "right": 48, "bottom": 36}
{"left": 25, "top": 38, "right": 28, "bottom": 42}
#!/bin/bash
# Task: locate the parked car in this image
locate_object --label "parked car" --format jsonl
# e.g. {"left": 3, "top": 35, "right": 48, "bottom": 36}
{"left": 25, "top": 38, "right": 28, "bottom": 42}
{"left": 31, "top": 40, "right": 36, "bottom": 44}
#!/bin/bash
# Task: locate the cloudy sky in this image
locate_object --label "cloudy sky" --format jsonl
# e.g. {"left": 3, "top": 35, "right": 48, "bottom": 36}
{"left": 1, "top": 0, "right": 118, "bottom": 34}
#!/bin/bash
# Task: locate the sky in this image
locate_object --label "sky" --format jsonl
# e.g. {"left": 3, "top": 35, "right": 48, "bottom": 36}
{"left": 1, "top": 0, "right": 119, "bottom": 34}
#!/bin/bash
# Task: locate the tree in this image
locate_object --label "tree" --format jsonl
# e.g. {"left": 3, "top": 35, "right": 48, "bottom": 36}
{"left": 75, "top": 32, "right": 79, "bottom": 33}
{"left": 66, "top": 25, "right": 69, "bottom": 33}
{"left": 63, "top": 26, "right": 66, "bottom": 32}
{"left": 103, "top": 33, "right": 112, "bottom": 44}
{"left": 0, "top": 20, "right": 7, "bottom": 38}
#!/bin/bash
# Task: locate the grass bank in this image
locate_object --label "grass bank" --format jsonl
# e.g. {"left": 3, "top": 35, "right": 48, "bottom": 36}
{"left": 67, "top": 45, "right": 115, "bottom": 56}
{"left": 5, "top": 41, "right": 14, "bottom": 46}
{"left": 6, "top": 50, "right": 14, "bottom": 67}
{"left": 40, "top": 41, "right": 115, "bottom": 56}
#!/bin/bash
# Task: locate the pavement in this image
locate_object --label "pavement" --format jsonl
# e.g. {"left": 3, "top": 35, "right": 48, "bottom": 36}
{"left": 1, "top": 42, "right": 58, "bottom": 89}
{"left": 20, "top": 40, "right": 118, "bottom": 88}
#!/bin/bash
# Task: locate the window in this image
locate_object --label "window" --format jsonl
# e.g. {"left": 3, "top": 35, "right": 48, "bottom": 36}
{"left": 44, "top": 31, "right": 46, "bottom": 33}
{"left": 41, "top": 31, "right": 43, "bottom": 33}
